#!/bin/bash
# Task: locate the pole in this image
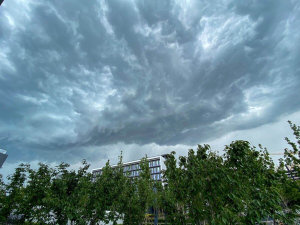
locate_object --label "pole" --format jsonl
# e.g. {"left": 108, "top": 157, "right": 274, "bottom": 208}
{"left": 153, "top": 186, "right": 158, "bottom": 225}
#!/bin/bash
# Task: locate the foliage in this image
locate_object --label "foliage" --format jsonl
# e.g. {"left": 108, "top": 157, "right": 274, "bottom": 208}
{"left": 280, "top": 121, "right": 300, "bottom": 214}
{"left": 121, "top": 156, "right": 156, "bottom": 225}
{"left": 160, "top": 140, "right": 297, "bottom": 224}
{"left": 1, "top": 122, "right": 300, "bottom": 224}
{"left": 0, "top": 163, "right": 29, "bottom": 224}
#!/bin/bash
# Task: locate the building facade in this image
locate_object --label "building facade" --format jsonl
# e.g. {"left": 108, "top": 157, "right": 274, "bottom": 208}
{"left": 91, "top": 154, "right": 168, "bottom": 181}
{"left": 0, "top": 149, "right": 8, "bottom": 169}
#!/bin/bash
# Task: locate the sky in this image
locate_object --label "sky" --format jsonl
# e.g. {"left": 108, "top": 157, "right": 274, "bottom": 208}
{"left": 0, "top": 0, "right": 300, "bottom": 182}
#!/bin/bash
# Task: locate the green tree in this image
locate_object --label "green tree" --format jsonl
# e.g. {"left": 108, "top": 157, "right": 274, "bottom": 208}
{"left": 0, "top": 163, "right": 29, "bottom": 224}
{"left": 161, "top": 141, "right": 293, "bottom": 224}
{"left": 41, "top": 160, "right": 92, "bottom": 225}
{"left": 120, "top": 156, "right": 156, "bottom": 225}
{"left": 20, "top": 163, "right": 54, "bottom": 224}
{"left": 0, "top": 174, "right": 6, "bottom": 222}
{"left": 280, "top": 121, "right": 300, "bottom": 217}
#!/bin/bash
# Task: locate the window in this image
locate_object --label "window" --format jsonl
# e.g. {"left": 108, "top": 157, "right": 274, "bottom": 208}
{"left": 132, "top": 164, "right": 135, "bottom": 170}
{"left": 157, "top": 167, "right": 160, "bottom": 172}
{"left": 157, "top": 160, "right": 160, "bottom": 166}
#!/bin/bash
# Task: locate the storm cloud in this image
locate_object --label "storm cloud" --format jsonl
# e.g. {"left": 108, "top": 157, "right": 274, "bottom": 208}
{"left": 0, "top": 0, "right": 299, "bottom": 164}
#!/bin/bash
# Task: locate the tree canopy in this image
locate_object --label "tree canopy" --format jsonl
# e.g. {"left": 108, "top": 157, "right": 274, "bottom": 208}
{"left": 0, "top": 121, "right": 300, "bottom": 224}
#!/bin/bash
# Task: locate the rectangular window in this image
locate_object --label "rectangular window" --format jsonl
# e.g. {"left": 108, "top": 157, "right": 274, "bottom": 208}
{"left": 157, "top": 167, "right": 160, "bottom": 172}
{"left": 158, "top": 160, "right": 160, "bottom": 166}
{"left": 132, "top": 165, "right": 135, "bottom": 170}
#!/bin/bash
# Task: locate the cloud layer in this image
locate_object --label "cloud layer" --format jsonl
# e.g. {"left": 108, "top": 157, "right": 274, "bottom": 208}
{"left": 0, "top": 0, "right": 299, "bottom": 164}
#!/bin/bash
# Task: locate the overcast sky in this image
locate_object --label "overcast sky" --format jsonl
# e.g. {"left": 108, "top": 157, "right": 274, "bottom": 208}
{"left": 1, "top": 0, "right": 300, "bottom": 181}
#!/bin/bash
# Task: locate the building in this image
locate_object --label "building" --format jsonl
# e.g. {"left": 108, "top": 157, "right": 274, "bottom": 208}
{"left": 0, "top": 149, "right": 8, "bottom": 169}
{"left": 91, "top": 154, "right": 168, "bottom": 182}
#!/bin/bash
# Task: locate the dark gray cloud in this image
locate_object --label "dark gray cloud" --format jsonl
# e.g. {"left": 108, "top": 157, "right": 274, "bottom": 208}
{"left": 0, "top": 0, "right": 299, "bottom": 164}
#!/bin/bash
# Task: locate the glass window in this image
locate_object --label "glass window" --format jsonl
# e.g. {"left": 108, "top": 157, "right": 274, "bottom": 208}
{"left": 158, "top": 160, "right": 160, "bottom": 166}
{"left": 157, "top": 167, "right": 160, "bottom": 172}
{"left": 158, "top": 174, "right": 160, "bottom": 180}
{"left": 132, "top": 165, "right": 135, "bottom": 170}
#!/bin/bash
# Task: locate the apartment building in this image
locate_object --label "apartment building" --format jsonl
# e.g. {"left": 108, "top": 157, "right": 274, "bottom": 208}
{"left": 91, "top": 154, "right": 168, "bottom": 181}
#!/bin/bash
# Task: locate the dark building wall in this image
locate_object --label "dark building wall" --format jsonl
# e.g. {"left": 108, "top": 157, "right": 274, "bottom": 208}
{"left": 0, "top": 153, "right": 8, "bottom": 168}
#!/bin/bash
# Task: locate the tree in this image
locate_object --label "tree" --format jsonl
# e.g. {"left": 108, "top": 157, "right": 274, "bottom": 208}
{"left": 0, "top": 174, "right": 6, "bottom": 222}
{"left": 279, "top": 121, "right": 300, "bottom": 217}
{"left": 42, "top": 160, "right": 92, "bottom": 225}
{"left": 20, "top": 163, "right": 54, "bottom": 224}
{"left": 120, "top": 156, "right": 156, "bottom": 225}
{"left": 0, "top": 163, "right": 29, "bottom": 224}
{"left": 161, "top": 141, "right": 293, "bottom": 224}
